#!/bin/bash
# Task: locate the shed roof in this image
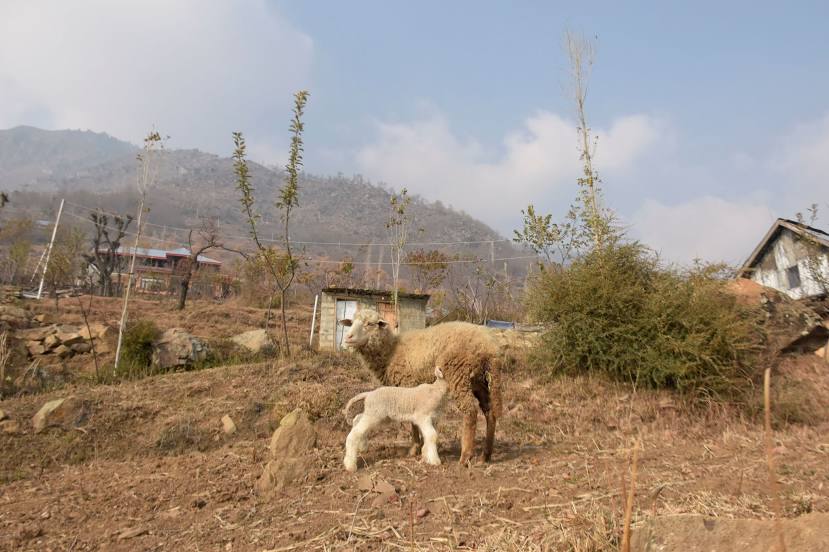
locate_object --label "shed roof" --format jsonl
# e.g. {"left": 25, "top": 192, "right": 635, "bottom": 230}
{"left": 739, "top": 218, "right": 829, "bottom": 276}
{"left": 321, "top": 287, "right": 430, "bottom": 301}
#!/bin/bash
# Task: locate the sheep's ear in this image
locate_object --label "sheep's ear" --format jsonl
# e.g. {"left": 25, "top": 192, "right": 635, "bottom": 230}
{"left": 339, "top": 319, "right": 353, "bottom": 327}
{"left": 377, "top": 319, "right": 389, "bottom": 328}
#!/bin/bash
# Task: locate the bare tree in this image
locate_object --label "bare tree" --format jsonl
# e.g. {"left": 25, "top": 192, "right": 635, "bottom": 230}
{"left": 386, "top": 187, "right": 411, "bottom": 322}
{"left": 565, "top": 30, "right": 615, "bottom": 247}
{"left": 83, "top": 210, "right": 133, "bottom": 296}
{"left": 176, "top": 217, "right": 222, "bottom": 310}
{"left": 114, "top": 130, "right": 163, "bottom": 373}
{"left": 235, "top": 90, "right": 310, "bottom": 358}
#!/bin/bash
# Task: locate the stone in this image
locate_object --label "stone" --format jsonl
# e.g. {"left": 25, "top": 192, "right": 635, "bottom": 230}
{"left": 71, "top": 342, "right": 92, "bottom": 354}
{"left": 221, "top": 414, "right": 237, "bottom": 435}
{"left": 32, "top": 396, "right": 89, "bottom": 433}
{"left": 43, "top": 334, "right": 60, "bottom": 350}
{"left": 256, "top": 409, "right": 317, "bottom": 493}
{"left": 0, "top": 409, "right": 7, "bottom": 421}
{"left": 268, "top": 409, "right": 316, "bottom": 457}
{"left": 53, "top": 344, "right": 73, "bottom": 359}
{"left": 256, "top": 456, "right": 314, "bottom": 494}
{"left": 16, "top": 326, "right": 55, "bottom": 342}
{"left": 26, "top": 341, "right": 46, "bottom": 356}
{"left": 631, "top": 512, "right": 829, "bottom": 552}
{"left": 55, "top": 330, "right": 84, "bottom": 346}
{"left": 33, "top": 313, "right": 51, "bottom": 324}
{"left": 1, "top": 419, "right": 21, "bottom": 434}
{"left": 230, "top": 329, "right": 275, "bottom": 354}
{"left": 152, "top": 328, "right": 209, "bottom": 369}
{"left": 78, "top": 323, "right": 111, "bottom": 340}
{"left": 0, "top": 305, "right": 30, "bottom": 328}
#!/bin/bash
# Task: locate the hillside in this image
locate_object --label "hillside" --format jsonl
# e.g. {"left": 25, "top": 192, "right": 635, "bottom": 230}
{"left": 0, "top": 126, "right": 519, "bottom": 263}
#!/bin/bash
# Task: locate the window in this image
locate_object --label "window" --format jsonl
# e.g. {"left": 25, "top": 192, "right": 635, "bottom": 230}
{"left": 786, "top": 265, "right": 801, "bottom": 289}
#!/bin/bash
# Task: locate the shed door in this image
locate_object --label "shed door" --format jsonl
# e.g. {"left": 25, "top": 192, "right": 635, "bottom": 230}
{"left": 335, "top": 300, "right": 358, "bottom": 350}
{"left": 377, "top": 301, "right": 398, "bottom": 332}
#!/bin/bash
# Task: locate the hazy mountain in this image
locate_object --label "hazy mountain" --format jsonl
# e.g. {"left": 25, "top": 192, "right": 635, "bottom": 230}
{"left": 0, "top": 126, "right": 519, "bottom": 263}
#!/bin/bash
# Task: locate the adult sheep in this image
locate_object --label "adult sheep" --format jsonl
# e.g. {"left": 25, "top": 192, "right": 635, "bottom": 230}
{"left": 340, "top": 309, "right": 502, "bottom": 465}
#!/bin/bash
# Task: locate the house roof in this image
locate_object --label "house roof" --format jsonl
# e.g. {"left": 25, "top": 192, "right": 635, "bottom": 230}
{"left": 321, "top": 286, "right": 430, "bottom": 301}
{"left": 115, "top": 246, "right": 221, "bottom": 265}
{"left": 739, "top": 218, "right": 829, "bottom": 276}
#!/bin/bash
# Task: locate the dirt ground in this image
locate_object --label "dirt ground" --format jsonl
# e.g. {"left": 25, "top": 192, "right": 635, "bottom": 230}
{"left": 2, "top": 316, "right": 828, "bottom": 552}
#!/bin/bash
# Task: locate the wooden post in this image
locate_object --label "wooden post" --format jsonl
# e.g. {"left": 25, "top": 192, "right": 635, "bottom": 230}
{"left": 37, "top": 198, "right": 65, "bottom": 299}
{"left": 309, "top": 294, "right": 319, "bottom": 348}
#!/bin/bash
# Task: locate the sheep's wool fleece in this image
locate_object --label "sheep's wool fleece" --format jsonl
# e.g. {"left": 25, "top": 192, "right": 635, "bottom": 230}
{"left": 353, "top": 311, "right": 502, "bottom": 417}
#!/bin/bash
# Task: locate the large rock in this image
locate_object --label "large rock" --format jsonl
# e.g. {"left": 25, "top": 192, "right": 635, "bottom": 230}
{"left": 32, "top": 396, "right": 89, "bottom": 433}
{"left": 0, "top": 305, "right": 30, "bottom": 328}
{"left": 256, "top": 409, "right": 317, "bottom": 493}
{"left": 17, "top": 325, "right": 57, "bottom": 342}
{"left": 152, "top": 328, "right": 209, "bottom": 369}
{"left": 78, "top": 323, "right": 114, "bottom": 341}
{"left": 26, "top": 341, "right": 46, "bottom": 356}
{"left": 55, "top": 328, "right": 84, "bottom": 346}
{"left": 230, "top": 329, "right": 275, "bottom": 354}
{"left": 632, "top": 512, "right": 829, "bottom": 552}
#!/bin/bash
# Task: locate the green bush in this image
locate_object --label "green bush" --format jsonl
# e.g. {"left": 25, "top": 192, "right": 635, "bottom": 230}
{"left": 119, "top": 319, "right": 161, "bottom": 376}
{"left": 526, "top": 243, "right": 764, "bottom": 399}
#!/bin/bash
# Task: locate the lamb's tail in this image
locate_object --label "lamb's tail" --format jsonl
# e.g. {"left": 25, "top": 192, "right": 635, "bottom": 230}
{"left": 343, "top": 392, "right": 369, "bottom": 425}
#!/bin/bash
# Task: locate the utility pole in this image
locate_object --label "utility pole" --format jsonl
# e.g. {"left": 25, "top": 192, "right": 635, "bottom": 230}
{"left": 37, "top": 198, "right": 65, "bottom": 299}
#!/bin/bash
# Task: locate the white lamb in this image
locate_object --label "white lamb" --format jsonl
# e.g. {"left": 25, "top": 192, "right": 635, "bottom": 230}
{"left": 343, "top": 367, "right": 448, "bottom": 472}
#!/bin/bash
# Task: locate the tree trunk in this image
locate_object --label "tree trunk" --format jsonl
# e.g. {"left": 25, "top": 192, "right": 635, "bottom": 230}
{"left": 280, "top": 288, "right": 291, "bottom": 358}
{"left": 177, "top": 275, "right": 191, "bottom": 311}
{"left": 280, "top": 289, "right": 291, "bottom": 358}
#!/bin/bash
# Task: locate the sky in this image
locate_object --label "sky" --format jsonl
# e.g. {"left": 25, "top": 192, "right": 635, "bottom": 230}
{"left": 1, "top": 0, "right": 827, "bottom": 265}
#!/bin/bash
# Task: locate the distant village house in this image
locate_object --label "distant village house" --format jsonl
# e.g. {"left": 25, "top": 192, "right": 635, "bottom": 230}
{"left": 739, "top": 218, "right": 829, "bottom": 299}
{"left": 316, "top": 287, "right": 430, "bottom": 351}
{"left": 99, "top": 246, "right": 224, "bottom": 297}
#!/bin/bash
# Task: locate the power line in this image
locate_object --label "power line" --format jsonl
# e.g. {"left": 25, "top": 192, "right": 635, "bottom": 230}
{"left": 60, "top": 209, "right": 539, "bottom": 267}
{"left": 61, "top": 198, "right": 514, "bottom": 247}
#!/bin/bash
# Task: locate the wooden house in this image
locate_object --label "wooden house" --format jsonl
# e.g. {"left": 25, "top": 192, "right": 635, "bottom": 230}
{"left": 738, "top": 218, "right": 829, "bottom": 299}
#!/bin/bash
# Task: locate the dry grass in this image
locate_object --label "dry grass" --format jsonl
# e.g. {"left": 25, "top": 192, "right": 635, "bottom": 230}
{"left": 0, "top": 302, "right": 827, "bottom": 550}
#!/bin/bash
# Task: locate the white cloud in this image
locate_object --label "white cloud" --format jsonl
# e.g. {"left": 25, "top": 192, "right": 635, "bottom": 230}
{"left": 355, "top": 111, "right": 662, "bottom": 232}
{"left": 769, "top": 112, "right": 829, "bottom": 203}
{"left": 0, "top": 0, "right": 312, "bottom": 162}
{"left": 630, "top": 196, "right": 776, "bottom": 265}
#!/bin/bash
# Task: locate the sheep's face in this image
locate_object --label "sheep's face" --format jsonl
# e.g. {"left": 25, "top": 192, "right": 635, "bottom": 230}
{"left": 339, "top": 309, "right": 389, "bottom": 349}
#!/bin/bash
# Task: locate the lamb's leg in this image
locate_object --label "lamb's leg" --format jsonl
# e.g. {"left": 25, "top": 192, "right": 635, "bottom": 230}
{"left": 344, "top": 415, "right": 376, "bottom": 472}
{"left": 417, "top": 419, "right": 441, "bottom": 466}
{"left": 480, "top": 409, "right": 496, "bottom": 462}
{"left": 407, "top": 423, "right": 423, "bottom": 457}
{"left": 458, "top": 412, "right": 477, "bottom": 466}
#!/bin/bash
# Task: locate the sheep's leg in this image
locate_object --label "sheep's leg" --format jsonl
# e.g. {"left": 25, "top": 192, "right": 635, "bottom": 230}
{"left": 407, "top": 423, "right": 423, "bottom": 457}
{"left": 480, "top": 409, "right": 496, "bottom": 463}
{"left": 344, "top": 415, "right": 377, "bottom": 472}
{"left": 458, "top": 412, "right": 477, "bottom": 466}
{"left": 417, "top": 419, "right": 441, "bottom": 466}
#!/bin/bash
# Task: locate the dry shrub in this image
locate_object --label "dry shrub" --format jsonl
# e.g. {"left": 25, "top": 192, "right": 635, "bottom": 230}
{"left": 118, "top": 319, "right": 161, "bottom": 378}
{"left": 527, "top": 243, "right": 764, "bottom": 400}
{"left": 155, "top": 415, "right": 211, "bottom": 454}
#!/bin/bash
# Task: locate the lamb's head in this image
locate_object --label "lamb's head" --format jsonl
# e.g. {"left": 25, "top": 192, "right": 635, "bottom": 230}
{"left": 339, "top": 309, "right": 392, "bottom": 351}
